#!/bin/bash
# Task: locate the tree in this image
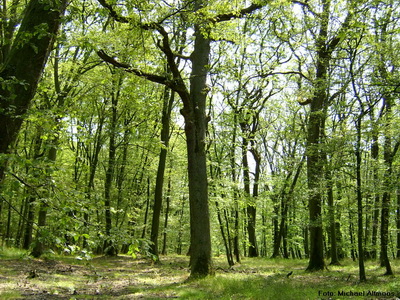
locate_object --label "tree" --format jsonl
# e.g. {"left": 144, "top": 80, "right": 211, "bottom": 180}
{"left": 0, "top": 0, "right": 68, "bottom": 183}
{"left": 296, "top": 0, "right": 354, "bottom": 271}
{"left": 96, "top": 0, "right": 264, "bottom": 277}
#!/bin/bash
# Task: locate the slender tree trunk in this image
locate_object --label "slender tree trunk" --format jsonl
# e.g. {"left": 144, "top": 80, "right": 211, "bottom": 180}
{"left": 355, "top": 116, "right": 366, "bottom": 281}
{"left": 215, "top": 199, "right": 234, "bottom": 266}
{"left": 271, "top": 192, "right": 280, "bottom": 258}
{"left": 325, "top": 158, "right": 339, "bottom": 265}
{"left": 141, "top": 177, "right": 151, "bottom": 239}
{"left": 161, "top": 176, "right": 171, "bottom": 255}
{"left": 115, "top": 126, "right": 129, "bottom": 229}
{"left": 176, "top": 194, "right": 186, "bottom": 255}
{"left": 83, "top": 114, "right": 105, "bottom": 249}
{"left": 233, "top": 195, "right": 240, "bottom": 263}
{"left": 370, "top": 132, "right": 380, "bottom": 259}
{"left": 397, "top": 185, "right": 400, "bottom": 259}
{"left": 22, "top": 129, "right": 43, "bottom": 250}
{"left": 349, "top": 209, "right": 357, "bottom": 261}
{"left": 31, "top": 136, "right": 59, "bottom": 258}
{"left": 150, "top": 89, "right": 174, "bottom": 260}
{"left": 103, "top": 86, "right": 119, "bottom": 256}
{"left": 243, "top": 146, "right": 259, "bottom": 257}
{"left": 229, "top": 114, "right": 240, "bottom": 263}
{"left": 380, "top": 115, "right": 393, "bottom": 274}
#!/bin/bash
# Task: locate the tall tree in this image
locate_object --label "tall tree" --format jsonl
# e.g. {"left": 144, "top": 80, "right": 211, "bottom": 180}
{"left": 97, "top": 0, "right": 264, "bottom": 277}
{"left": 297, "top": 0, "right": 354, "bottom": 271}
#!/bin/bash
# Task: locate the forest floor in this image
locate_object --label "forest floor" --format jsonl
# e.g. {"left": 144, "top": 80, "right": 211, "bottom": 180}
{"left": 0, "top": 248, "right": 400, "bottom": 299}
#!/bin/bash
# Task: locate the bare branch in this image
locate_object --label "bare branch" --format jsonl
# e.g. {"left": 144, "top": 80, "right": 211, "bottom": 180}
{"left": 259, "top": 70, "right": 311, "bottom": 82}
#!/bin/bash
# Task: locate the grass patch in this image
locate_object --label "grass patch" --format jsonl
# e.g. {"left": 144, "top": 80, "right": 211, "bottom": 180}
{"left": 0, "top": 249, "right": 399, "bottom": 299}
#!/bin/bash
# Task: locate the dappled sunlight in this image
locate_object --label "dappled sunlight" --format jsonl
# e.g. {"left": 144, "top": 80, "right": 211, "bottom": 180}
{"left": 2, "top": 252, "right": 399, "bottom": 299}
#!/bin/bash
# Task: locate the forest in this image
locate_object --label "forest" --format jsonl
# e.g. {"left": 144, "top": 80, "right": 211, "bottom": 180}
{"left": 0, "top": 0, "right": 400, "bottom": 298}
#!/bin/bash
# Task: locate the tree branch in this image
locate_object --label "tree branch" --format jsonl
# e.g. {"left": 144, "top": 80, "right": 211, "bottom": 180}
{"left": 97, "top": 0, "right": 130, "bottom": 23}
{"left": 96, "top": 49, "right": 190, "bottom": 104}
{"left": 97, "top": 49, "right": 170, "bottom": 86}
{"left": 212, "top": 3, "right": 264, "bottom": 23}
{"left": 259, "top": 70, "right": 311, "bottom": 82}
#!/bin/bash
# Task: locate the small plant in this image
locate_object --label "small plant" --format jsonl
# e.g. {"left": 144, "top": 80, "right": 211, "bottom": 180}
{"left": 127, "top": 238, "right": 157, "bottom": 261}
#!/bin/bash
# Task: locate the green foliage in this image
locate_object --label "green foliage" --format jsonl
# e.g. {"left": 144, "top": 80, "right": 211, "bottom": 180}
{"left": 127, "top": 239, "right": 157, "bottom": 261}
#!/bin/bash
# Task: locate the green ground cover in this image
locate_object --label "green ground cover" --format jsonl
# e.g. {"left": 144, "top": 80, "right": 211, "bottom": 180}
{"left": 0, "top": 248, "right": 399, "bottom": 299}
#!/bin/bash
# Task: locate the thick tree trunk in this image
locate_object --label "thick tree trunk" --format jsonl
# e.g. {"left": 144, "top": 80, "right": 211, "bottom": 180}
{"left": 305, "top": 0, "right": 333, "bottom": 271}
{"left": 305, "top": 92, "right": 326, "bottom": 271}
{"left": 182, "top": 16, "right": 213, "bottom": 277}
{"left": 0, "top": 0, "right": 67, "bottom": 183}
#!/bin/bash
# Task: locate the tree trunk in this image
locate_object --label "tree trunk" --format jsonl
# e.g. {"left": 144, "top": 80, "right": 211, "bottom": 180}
{"left": 141, "top": 177, "right": 151, "bottom": 239}
{"left": 22, "top": 129, "right": 43, "bottom": 250}
{"left": 305, "top": 0, "right": 332, "bottom": 271}
{"left": 150, "top": 88, "right": 174, "bottom": 260}
{"left": 355, "top": 116, "right": 366, "bottom": 281}
{"left": 380, "top": 113, "right": 393, "bottom": 275}
{"left": 103, "top": 89, "right": 119, "bottom": 256}
{"left": 31, "top": 136, "right": 59, "bottom": 258}
{"left": 229, "top": 113, "right": 240, "bottom": 263}
{"left": 181, "top": 15, "right": 213, "bottom": 277}
{"left": 370, "top": 132, "right": 380, "bottom": 259}
{"left": 325, "top": 158, "right": 339, "bottom": 265}
{"left": 83, "top": 112, "right": 105, "bottom": 249}
{"left": 161, "top": 176, "right": 171, "bottom": 255}
{"left": 0, "top": 0, "right": 67, "bottom": 183}
{"left": 241, "top": 138, "right": 258, "bottom": 257}
{"left": 397, "top": 186, "right": 400, "bottom": 259}
{"left": 215, "top": 199, "right": 234, "bottom": 266}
